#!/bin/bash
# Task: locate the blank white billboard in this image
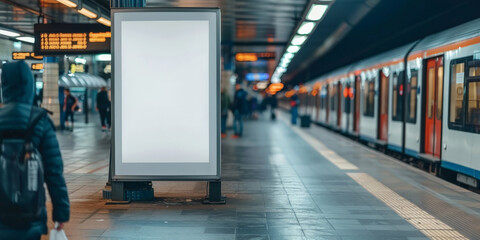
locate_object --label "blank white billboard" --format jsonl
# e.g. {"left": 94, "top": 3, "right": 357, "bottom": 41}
{"left": 112, "top": 9, "right": 220, "bottom": 180}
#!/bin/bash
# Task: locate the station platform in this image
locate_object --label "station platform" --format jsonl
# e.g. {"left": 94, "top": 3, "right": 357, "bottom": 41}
{"left": 47, "top": 112, "right": 480, "bottom": 240}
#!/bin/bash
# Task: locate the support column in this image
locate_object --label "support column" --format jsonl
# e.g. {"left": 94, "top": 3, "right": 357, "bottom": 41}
{"left": 42, "top": 57, "right": 61, "bottom": 128}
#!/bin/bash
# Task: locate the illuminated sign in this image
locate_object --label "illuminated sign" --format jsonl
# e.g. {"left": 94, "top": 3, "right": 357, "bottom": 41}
{"left": 31, "top": 63, "right": 43, "bottom": 70}
{"left": 112, "top": 8, "right": 220, "bottom": 180}
{"left": 246, "top": 73, "right": 269, "bottom": 81}
{"left": 34, "top": 24, "right": 110, "bottom": 55}
{"left": 12, "top": 52, "right": 43, "bottom": 60}
{"left": 70, "top": 64, "right": 85, "bottom": 73}
{"left": 235, "top": 52, "right": 276, "bottom": 62}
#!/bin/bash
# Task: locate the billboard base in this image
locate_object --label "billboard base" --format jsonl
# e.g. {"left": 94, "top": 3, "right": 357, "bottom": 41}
{"left": 203, "top": 181, "right": 226, "bottom": 205}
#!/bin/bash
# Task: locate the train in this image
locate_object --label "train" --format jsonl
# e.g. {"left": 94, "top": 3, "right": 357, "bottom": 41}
{"left": 282, "top": 18, "right": 480, "bottom": 188}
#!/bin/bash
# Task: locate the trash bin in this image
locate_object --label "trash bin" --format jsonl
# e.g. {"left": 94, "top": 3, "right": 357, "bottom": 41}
{"left": 300, "top": 114, "right": 311, "bottom": 128}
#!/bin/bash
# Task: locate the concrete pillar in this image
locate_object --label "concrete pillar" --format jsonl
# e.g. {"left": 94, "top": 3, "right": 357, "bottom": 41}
{"left": 42, "top": 57, "right": 61, "bottom": 128}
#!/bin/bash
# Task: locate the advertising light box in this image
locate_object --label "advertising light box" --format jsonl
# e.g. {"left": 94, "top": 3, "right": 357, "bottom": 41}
{"left": 112, "top": 8, "right": 220, "bottom": 180}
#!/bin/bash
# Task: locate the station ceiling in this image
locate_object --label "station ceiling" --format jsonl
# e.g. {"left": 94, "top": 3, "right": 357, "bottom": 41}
{"left": 0, "top": 0, "right": 479, "bottom": 84}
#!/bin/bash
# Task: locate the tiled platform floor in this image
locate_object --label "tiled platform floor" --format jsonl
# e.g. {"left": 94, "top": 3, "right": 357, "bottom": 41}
{"left": 42, "top": 112, "right": 480, "bottom": 240}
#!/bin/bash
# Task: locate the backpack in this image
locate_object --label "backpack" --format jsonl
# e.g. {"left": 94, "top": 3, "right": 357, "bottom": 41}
{"left": 0, "top": 109, "right": 47, "bottom": 228}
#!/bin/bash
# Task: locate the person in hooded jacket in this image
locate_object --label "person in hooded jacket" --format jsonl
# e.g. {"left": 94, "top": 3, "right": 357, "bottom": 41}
{"left": 0, "top": 61, "right": 70, "bottom": 240}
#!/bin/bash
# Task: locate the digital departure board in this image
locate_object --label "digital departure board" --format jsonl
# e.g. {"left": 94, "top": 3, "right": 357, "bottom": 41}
{"left": 31, "top": 63, "right": 43, "bottom": 70}
{"left": 34, "top": 24, "right": 110, "bottom": 55}
{"left": 12, "top": 52, "right": 43, "bottom": 60}
{"left": 235, "top": 52, "right": 276, "bottom": 62}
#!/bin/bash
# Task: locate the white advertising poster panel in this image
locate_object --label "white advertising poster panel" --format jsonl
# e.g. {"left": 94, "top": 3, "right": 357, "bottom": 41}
{"left": 112, "top": 8, "right": 220, "bottom": 180}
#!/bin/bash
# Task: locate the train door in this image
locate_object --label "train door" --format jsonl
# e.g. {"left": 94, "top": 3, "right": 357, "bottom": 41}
{"left": 354, "top": 76, "right": 360, "bottom": 132}
{"left": 424, "top": 56, "right": 443, "bottom": 158}
{"left": 326, "top": 85, "right": 330, "bottom": 123}
{"left": 337, "top": 82, "right": 342, "bottom": 127}
{"left": 378, "top": 70, "right": 389, "bottom": 141}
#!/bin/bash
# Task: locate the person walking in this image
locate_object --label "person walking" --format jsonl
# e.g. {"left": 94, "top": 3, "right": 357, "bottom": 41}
{"left": 221, "top": 88, "right": 231, "bottom": 138}
{"left": 290, "top": 93, "right": 299, "bottom": 125}
{"left": 63, "top": 88, "right": 77, "bottom": 131}
{"left": 231, "top": 83, "right": 247, "bottom": 138}
{"left": 269, "top": 94, "right": 278, "bottom": 120}
{"left": 96, "top": 87, "right": 111, "bottom": 131}
{"left": 0, "top": 61, "right": 70, "bottom": 240}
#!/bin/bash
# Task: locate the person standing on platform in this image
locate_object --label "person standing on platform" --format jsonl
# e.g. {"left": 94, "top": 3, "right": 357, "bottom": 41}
{"left": 221, "top": 87, "right": 231, "bottom": 138}
{"left": 232, "top": 83, "right": 247, "bottom": 138}
{"left": 96, "top": 87, "right": 111, "bottom": 131}
{"left": 290, "top": 93, "right": 299, "bottom": 125}
{"left": 63, "top": 88, "right": 77, "bottom": 131}
{"left": 0, "top": 61, "right": 70, "bottom": 240}
{"left": 269, "top": 94, "right": 278, "bottom": 120}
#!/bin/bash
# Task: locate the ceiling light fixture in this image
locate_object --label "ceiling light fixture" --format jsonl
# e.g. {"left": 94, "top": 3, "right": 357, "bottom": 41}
{"left": 297, "top": 22, "right": 316, "bottom": 35}
{"left": 78, "top": 8, "right": 97, "bottom": 19}
{"left": 287, "top": 45, "right": 300, "bottom": 53}
{"left": 291, "top": 35, "right": 307, "bottom": 46}
{"left": 0, "top": 29, "right": 20, "bottom": 37}
{"left": 56, "top": 0, "right": 77, "bottom": 8}
{"left": 284, "top": 53, "right": 295, "bottom": 59}
{"left": 16, "top": 36, "right": 34, "bottom": 43}
{"left": 306, "top": 4, "right": 328, "bottom": 21}
{"left": 96, "top": 54, "right": 111, "bottom": 61}
{"left": 97, "top": 17, "right": 111, "bottom": 27}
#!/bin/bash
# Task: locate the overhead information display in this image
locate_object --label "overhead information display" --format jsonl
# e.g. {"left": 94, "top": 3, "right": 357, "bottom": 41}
{"left": 34, "top": 24, "right": 110, "bottom": 55}
{"left": 12, "top": 52, "right": 43, "bottom": 60}
{"left": 31, "top": 63, "right": 43, "bottom": 70}
{"left": 112, "top": 8, "right": 220, "bottom": 180}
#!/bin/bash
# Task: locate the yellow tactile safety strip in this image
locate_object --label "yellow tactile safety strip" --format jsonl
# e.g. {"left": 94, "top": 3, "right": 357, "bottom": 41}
{"left": 348, "top": 172, "right": 469, "bottom": 240}
{"left": 289, "top": 126, "right": 358, "bottom": 170}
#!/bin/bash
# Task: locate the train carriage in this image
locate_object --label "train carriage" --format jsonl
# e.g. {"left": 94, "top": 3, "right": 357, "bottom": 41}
{"left": 288, "top": 18, "right": 480, "bottom": 187}
{"left": 408, "top": 18, "right": 480, "bottom": 185}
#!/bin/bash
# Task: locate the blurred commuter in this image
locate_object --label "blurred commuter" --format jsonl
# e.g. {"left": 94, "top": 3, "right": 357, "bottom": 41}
{"left": 249, "top": 96, "right": 258, "bottom": 119}
{"left": 0, "top": 61, "right": 70, "bottom": 240}
{"left": 269, "top": 94, "right": 278, "bottom": 120}
{"left": 63, "top": 88, "right": 77, "bottom": 131}
{"left": 221, "top": 88, "right": 231, "bottom": 138}
{"left": 290, "top": 94, "right": 299, "bottom": 125}
{"left": 231, "top": 83, "right": 247, "bottom": 138}
{"left": 96, "top": 87, "right": 111, "bottom": 131}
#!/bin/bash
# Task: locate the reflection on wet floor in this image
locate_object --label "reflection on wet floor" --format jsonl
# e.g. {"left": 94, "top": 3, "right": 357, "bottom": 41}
{"left": 42, "top": 113, "right": 480, "bottom": 240}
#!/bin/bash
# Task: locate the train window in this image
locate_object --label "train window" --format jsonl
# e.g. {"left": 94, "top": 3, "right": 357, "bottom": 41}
{"left": 427, "top": 68, "right": 435, "bottom": 119}
{"left": 470, "top": 62, "right": 480, "bottom": 77}
{"left": 391, "top": 72, "right": 403, "bottom": 121}
{"left": 380, "top": 73, "right": 389, "bottom": 115}
{"left": 467, "top": 59, "right": 480, "bottom": 128}
{"left": 449, "top": 60, "right": 465, "bottom": 127}
{"left": 406, "top": 69, "right": 418, "bottom": 123}
{"left": 437, "top": 66, "right": 444, "bottom": 120}
{"left": 330, "top": 85, "right": 337, "bottom": 111}
{"left": 467, "top": 81, "right": 480, "bottom": 127}
{"left": 363, "top": 78, "right": 375, "bottom": 117}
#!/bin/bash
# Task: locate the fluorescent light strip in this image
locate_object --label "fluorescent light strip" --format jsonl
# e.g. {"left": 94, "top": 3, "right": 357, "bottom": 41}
{"left": 291, "top": 35, "right": 307, "bottom": 46}
{"left": 306, "top": 4, "right": 328, "bottom": 21}
{"left": 97, "top": 17, "right": 111, "bottom": 27}
{"left": 287, "top": 45, "right": 300, "bottom": 53}
{"left": 284, "top": 53, "right": 295, "bottom": 59}
{"left": 78, "top": 8, "right": 97, "bottom": 19}
{"left": 0, "top": 29, "right": 20, "bottom": 37}
{"left": 56, "top": 0, "right": 77, "bottom": 8}
{"left": 16, "top": 37, "right": 34, "bottom": 43}
{"left": 297, "top": 22, "right": 316, "bottom": 35}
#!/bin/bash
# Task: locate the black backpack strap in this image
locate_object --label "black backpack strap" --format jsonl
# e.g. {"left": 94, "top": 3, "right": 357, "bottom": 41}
{"left": 26, "top": 108, "right": 47, "bottom": 140}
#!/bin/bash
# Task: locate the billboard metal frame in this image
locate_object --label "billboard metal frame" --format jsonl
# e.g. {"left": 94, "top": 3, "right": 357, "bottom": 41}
{"left": 111, "top": 8, "right": 221, "bottom": 181}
